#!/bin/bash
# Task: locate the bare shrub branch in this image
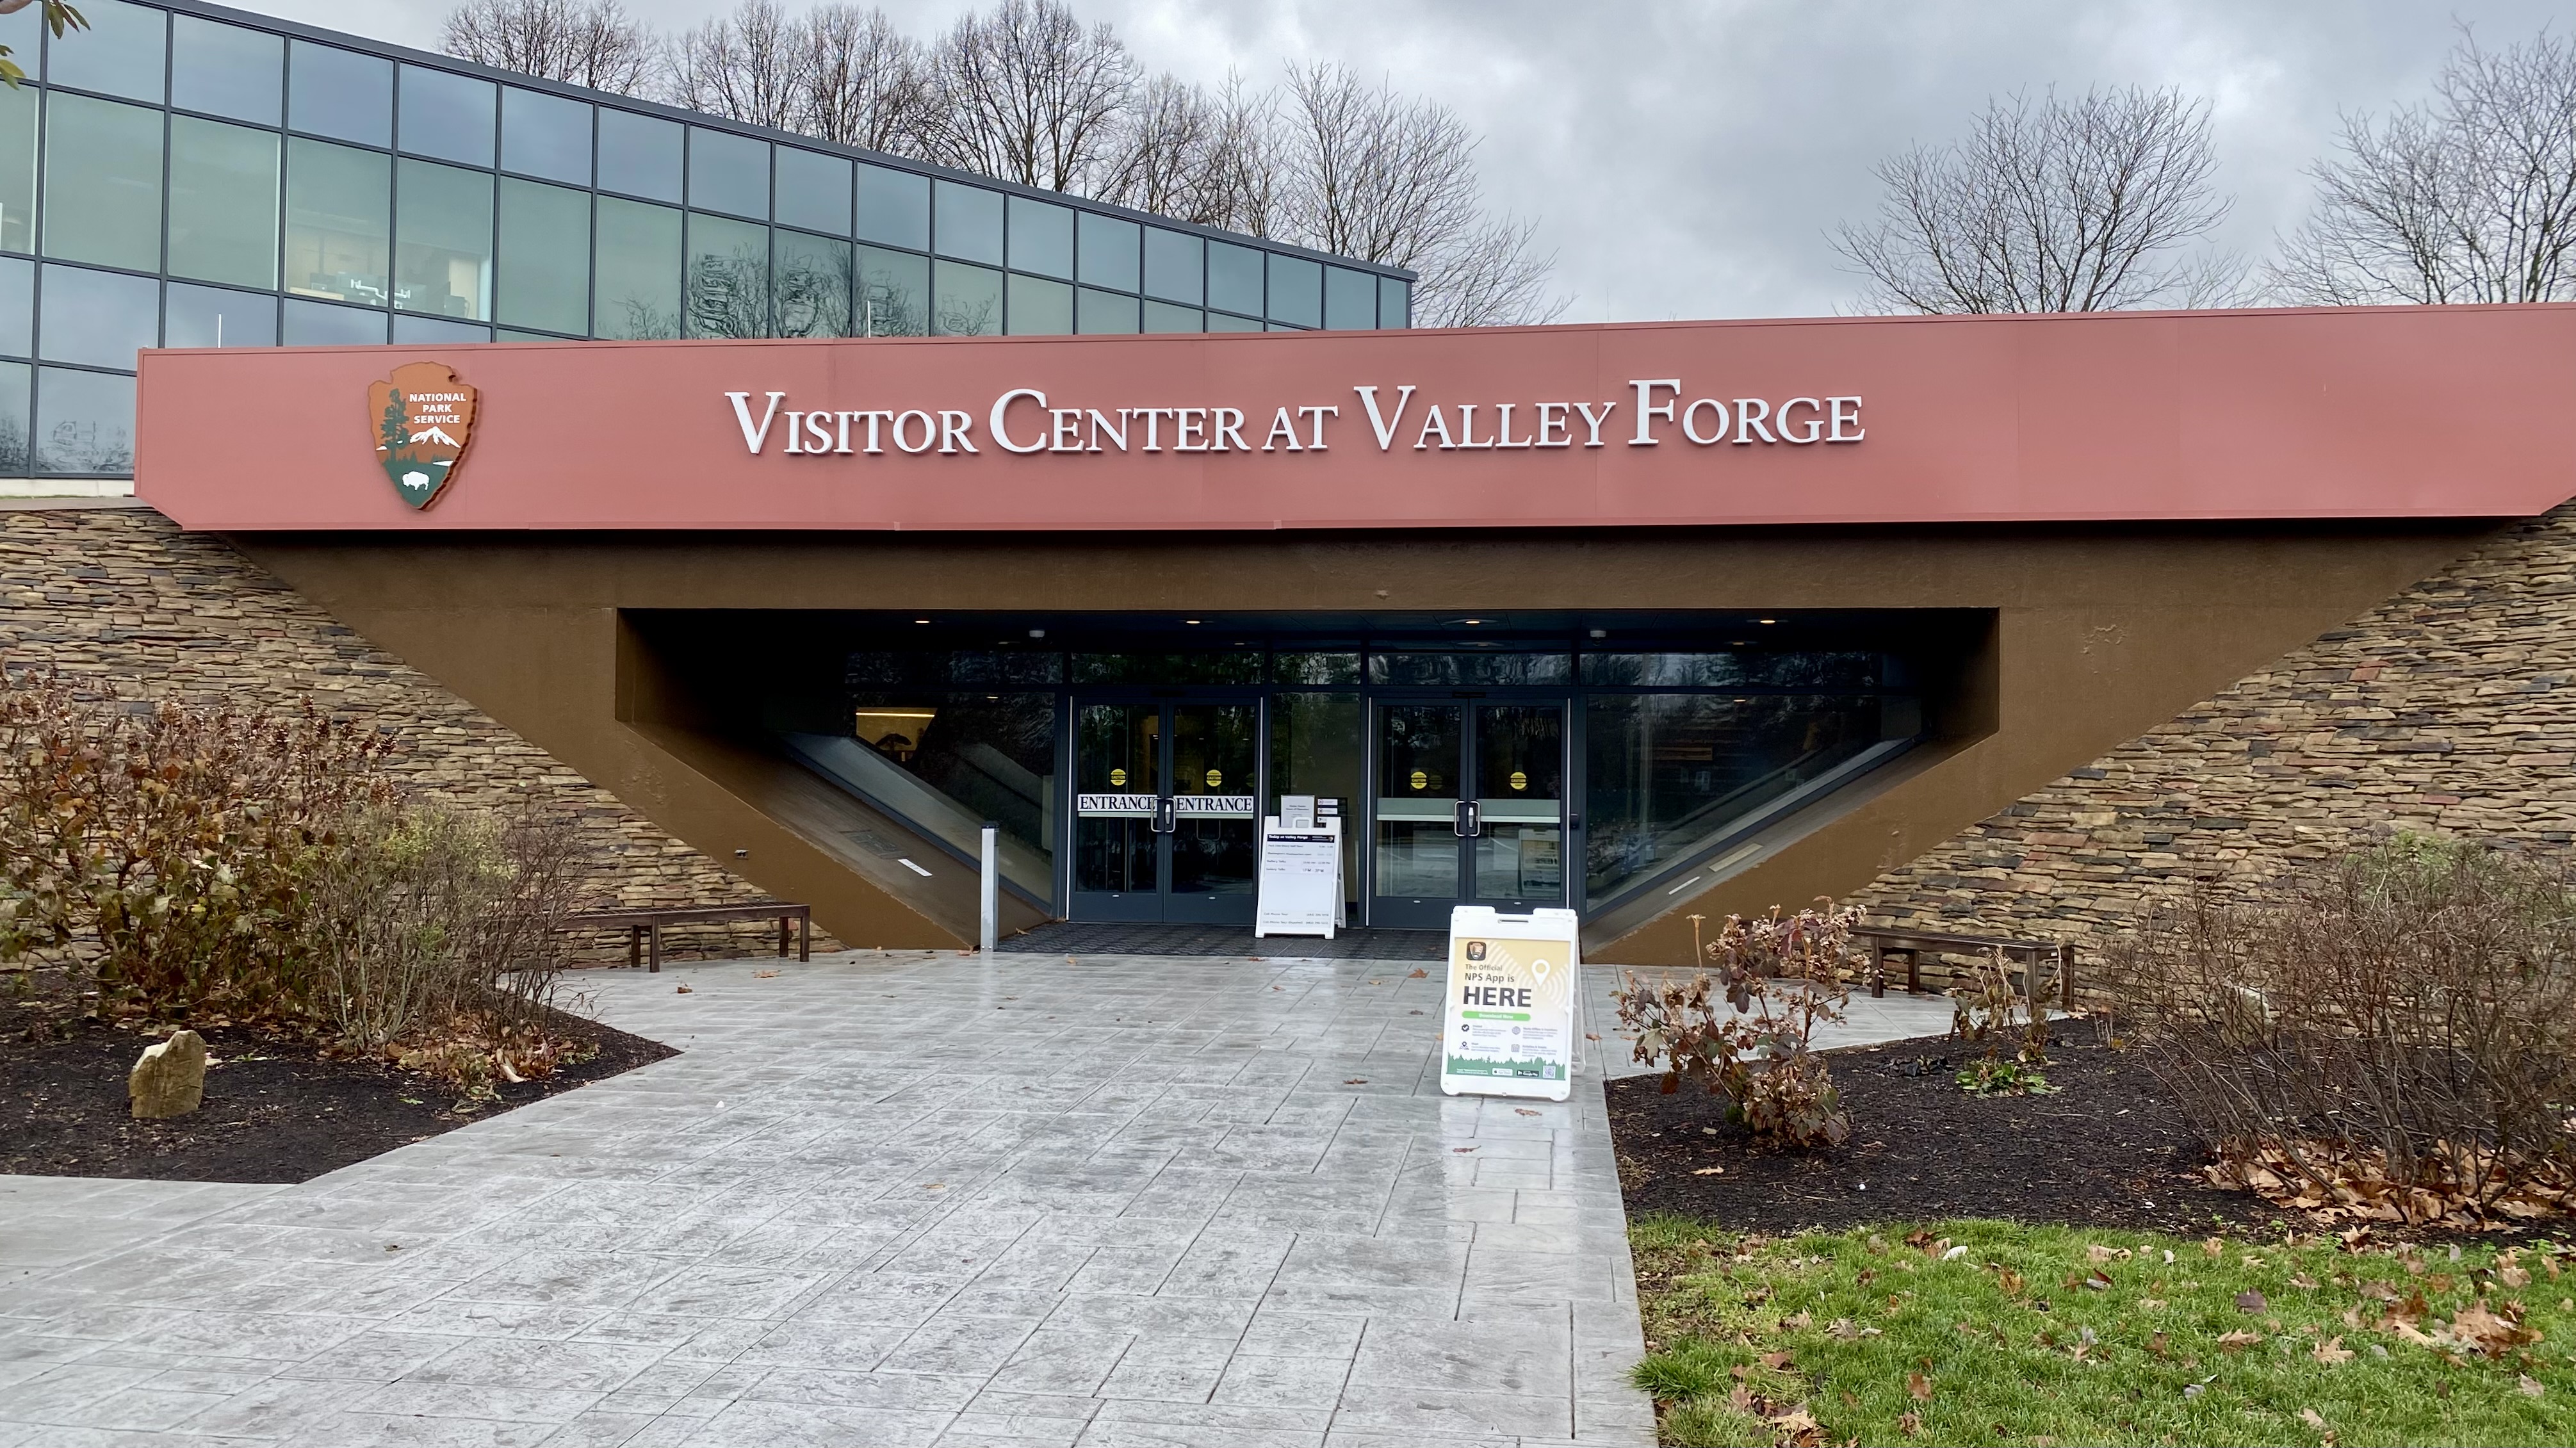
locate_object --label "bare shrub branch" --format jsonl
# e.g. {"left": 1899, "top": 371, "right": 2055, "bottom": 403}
{"left": 441, "top": 0, "right": 653, "bottom": 95}
{"left": 2271, "top": 28, "right": 2576, "bottom": 304}
{"left": 1836, "top": 86, "right": 2240, "bottom": 313}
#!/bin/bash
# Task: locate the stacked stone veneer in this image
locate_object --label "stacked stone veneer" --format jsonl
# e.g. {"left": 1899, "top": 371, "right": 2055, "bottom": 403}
{"left": 0, "top": 504, "right": 826, "bottom": 964}
{"left": 1848, "top": 503, "right": 2576, "bottom": 998}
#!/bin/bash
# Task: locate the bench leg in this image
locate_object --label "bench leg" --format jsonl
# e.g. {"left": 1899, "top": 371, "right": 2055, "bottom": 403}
{"left": 648, "top": 924, "right": 661, "bottom": 973}
{"left": 779, "top": 916, "right": 790, "bottom": 959}
{"left": 1869, "top": 947, "right": 1886, "bottom": 999}
{"left": 628, "top": 925, "right": 641, "bottom": 970}
{"left": 1907, "top": 950, "right": 1920, "bottom": 995}
{"left": 799, "top": 915, "right": 811, "bottom": 963}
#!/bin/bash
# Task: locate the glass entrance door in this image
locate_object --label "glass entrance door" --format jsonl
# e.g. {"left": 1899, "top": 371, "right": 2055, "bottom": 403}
{"left": 1070, "top": 700, "right": 1260, "bottom": 922}
{"left": 1372, "top": 700, "right": 1567, "bottom": 928}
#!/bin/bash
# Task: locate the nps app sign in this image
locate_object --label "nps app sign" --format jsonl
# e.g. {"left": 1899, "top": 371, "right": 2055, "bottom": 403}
{"left": 1440, "top": 907, "right": 1580, "bottom": 1102}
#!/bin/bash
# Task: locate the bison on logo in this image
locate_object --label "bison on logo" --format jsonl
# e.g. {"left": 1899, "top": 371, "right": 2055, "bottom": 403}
{"left": 367, "top": 361, "right": 478, "bottom": 510}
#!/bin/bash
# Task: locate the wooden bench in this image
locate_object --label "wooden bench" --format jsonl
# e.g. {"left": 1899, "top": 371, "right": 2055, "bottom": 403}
{"left": 568, "top": 903, "right": 811, "bottom": 972}
{"left": 1850, "top": 927, "right": 2073, "bottom": 1006}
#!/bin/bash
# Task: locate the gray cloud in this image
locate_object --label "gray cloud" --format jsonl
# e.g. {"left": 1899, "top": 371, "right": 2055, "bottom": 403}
{"left": 266, "top": 0, "right": 2570, "bottom": 320}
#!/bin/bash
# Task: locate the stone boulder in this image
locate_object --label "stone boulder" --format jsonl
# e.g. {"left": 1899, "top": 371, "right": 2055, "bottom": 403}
{"left": 131, "top": 1030, "right": 208, "bottom": 1119}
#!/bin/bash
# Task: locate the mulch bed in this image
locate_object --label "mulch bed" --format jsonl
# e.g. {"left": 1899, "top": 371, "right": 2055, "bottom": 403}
{"left": 1608, "top": 1031, "right": 2300, "bottom": 1238}
{"left": 2, "top": 973, "right": 676, "bottom": 1184}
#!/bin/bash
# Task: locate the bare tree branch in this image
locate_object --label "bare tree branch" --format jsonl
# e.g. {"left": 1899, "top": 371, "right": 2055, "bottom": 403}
{"left": 441, "top": 0, "right": 652, "bottom": 95}
{"left": 665, "top": 0, "right": 801, "bottom": 131}
{"left": 792, "top": 4, "right": 934, "bottom": 155}
{"left": 1835, "top": 86, "right": 2238, "bottom": 313}
{"left": 2271, "top": 28, "right": 2576, "bottom": 304}
{"left": 923, "top": 0, "right": 1137, "bottom": 193}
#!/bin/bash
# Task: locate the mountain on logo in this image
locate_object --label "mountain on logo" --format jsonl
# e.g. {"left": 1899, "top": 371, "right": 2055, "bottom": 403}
{"left": 409, "top": 425, "right": 461, "bottom": 448}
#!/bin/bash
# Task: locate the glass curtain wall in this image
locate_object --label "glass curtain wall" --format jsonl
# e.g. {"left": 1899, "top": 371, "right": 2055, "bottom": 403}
{"left": 826, "top": 642, "right": 1920, "bottom": 918}
{"left": 0, "top": 0, "right": 1410, "bottom": 483}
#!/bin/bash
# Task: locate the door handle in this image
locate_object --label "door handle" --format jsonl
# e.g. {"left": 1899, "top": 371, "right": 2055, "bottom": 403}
{"left": 1153, "top": 796, "right": 1176, "bottom": 833}
{"left": 1455, "top": 800, "right": 1481, "bottom": 837}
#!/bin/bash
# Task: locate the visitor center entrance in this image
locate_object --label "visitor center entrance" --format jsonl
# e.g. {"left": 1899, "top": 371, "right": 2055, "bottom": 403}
{"left": 764, "top": 611, "right": 1957, "bottom": 933}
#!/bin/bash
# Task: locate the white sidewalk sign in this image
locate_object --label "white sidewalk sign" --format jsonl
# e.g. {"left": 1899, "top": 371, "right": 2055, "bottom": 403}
{"left": 1254, "top": 814, "right": 1343, "bottom": 939}
{"left": 1439, "top": 906, "right": 1581, "bottom": 1102}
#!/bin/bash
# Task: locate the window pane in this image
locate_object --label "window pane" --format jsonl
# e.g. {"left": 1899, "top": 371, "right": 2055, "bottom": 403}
{"left": 169, "top": 117, "right": 279, "bottom": 289}
{"left": 1266, "top": 253, "right": 1321, "bottom": 327}
{"left": 688, "top": 126, "right": 769, "bottom": 220}
{"left": 286, "top": 138, "right": 390, "bottom": 306}
{"left": 0, "top": 359, "right": 26, "bottom": 474}
{"left": 1141, "top": 298, "right": 1201, "bottom": 333}
{"left": 774, "top": 148, "right": 849, "bottom": 236}
{"left": 398, "top": 65, "right": 496, "bottom": 167}
{"left": 281, "top": 297, "right": 386, "bottom": 345}
{"left": 0, "top": 255, "right": 24, "bottom": 355}
{"left": 171, "top": 17, "right": 281, "bottom": 126}
{"left": 496, "top": 177, "right": 588, "bottom": 336}
{"left": 855, "top": 244, "right": 926, "bottom": 336}
{"left": 594, "top": 195, "right": 679, "bottom": 339}
{"left": 933, "top": 259, "right": 1000, "bottom": 336}
{"left": 163, "top": 282, "right": 276, "bottom": 347}
{"left": 1271, "top": 692, "right": 1363, "bottom": 907}
{"left": 596, "top": 108, "right": 681, "bottom": 202}
{"left": 684, "top": 211, "right": 767, "bottom": 338}
{"left": 35, "top": 366, "right": 133, "bottom": 474}
{"left": 933, "top": 181, "right": 1002, "bottom": 264}
{"left": 773, "top": 228, "right": 849, "bottom": 338}
{"left": 1207, "top": 241, "right": 1262, "bottom": 316}
{"left": 856, "top": 163, "right": 928, "bottom": 249}
{"left": 1077, "top": 212, "right": 1139, "bottom": 293}
{"left": 0, "top": 83, "right": 32, "bottom": 254}
{"left": 1206, "top": 310, "right": 1260, "bottom": 333}
{"left": 393, "top": 313, "right": 491, "bottom": 343}
{"left": 45, "top": 0, "right": 164, "bottom": 103}
{"left": 1325, "top": 266, "right": 1376, "bottom": 330}
{"left": 1380, "top": 275, "right": 1409, "bottom": 327}
{"left": 40, "top": 264, "right": 155, "bottom": 368}
{"left": 500, "top": 86, "right": 590, "bottom": 185}
{"left": 289, "top": 41, "right": 391, "bottom": 147}
{"left": 396, "top": 159, "right": 492, "bottom": 320}
{"left": 42, "top": 95, "right": 161, "bottom": 273}
{"left": 1005, "top": 273, "right": 1070, "bottom": 335}
{"left": 1006, "top": 196, "right": 1070, "bottom": 279}
{"left": 1369, "top": 651, "right": 1570, "bottom": 687}
{"left": 1143, "top": 228, "right": 1201, "bottom": 304}
{"left": 1584, "top": 694, "right": 1892, "bottom": 902}
{"left": 1075, "top": 287, "right": 1137, "bottom": 334}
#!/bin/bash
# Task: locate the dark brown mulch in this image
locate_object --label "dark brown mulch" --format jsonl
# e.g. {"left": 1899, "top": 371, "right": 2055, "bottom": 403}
{"left": 1, "top": 975, "right": 676, "bottom": 1184}
{"left": 1608, "top": 1032, "right": 2302, "bottom": 1238}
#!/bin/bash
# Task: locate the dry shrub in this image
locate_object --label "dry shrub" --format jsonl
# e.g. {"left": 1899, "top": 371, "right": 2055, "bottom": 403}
{"left": 1615, "top": 901, "right": 1858, "bottom": 1148}
{"left": 1949, "top": 947, "right": 2056, "bottom": 1095}
{"left": 2115, "top": 836, "right": 2576, "bottom": 1225}
{"left": 0, "top": 663, "right": 592, "bottom": 1100}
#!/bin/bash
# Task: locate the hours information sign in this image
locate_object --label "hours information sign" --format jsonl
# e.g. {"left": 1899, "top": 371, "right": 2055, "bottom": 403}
{"left": 1439, "top": 906, "right": 1580, "bottom": 1102}
{"left": 1254, "top": 817, "right": 1342, "bottom": 939}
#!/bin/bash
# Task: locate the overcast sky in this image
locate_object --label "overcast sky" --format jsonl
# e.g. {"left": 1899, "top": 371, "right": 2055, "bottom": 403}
{"left": 255, "top": 0, "right": 2569, "bottom": 321}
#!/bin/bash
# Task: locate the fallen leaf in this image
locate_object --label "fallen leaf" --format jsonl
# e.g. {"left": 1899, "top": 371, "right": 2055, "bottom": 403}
{"left": 1941, "top": 1245, "right": 1968, "bottom": 1261}
{"left": 1760, "top": 1351, "right": 1795, "bottom": 1370}
{"left": 2086, "top": 1244, "right": 2117, "bottom": 1263}
{"left": 2203, "top": 1237, "right": 2226, "bottom": 1258}
{"left": 1728, "top": 1384, "right": 1754, "bottom": 1412}
{"left": 2148, "top": 1331, "right": 2170, "bottom": 1358}
{"left": 2085, "top": 1272, "right": 2114, "bottom": 1292}
{"left": 1514, "top": 1107, "right": 1539, "bottom": 1116}
{"left": 2311, "top": 1337, "right": 2353, "bottom": 1363}
{"left": 2237, "top": 1290, "right": 2269, "bottom": 1313}
{"left": 674, "top": 984, "right": 693, "bottom": 993}
{"left": 1343, "top": 1078, "right": 1368, "bottom": 1085}
{"left": 1407, "top": 968, "right": 1428, "bottom": 979}
{"left": 1692, "top": 1166, "right": 1725, "bottom": 1176}
{"left": 1828, "top": 1318, "right": 1859, "bottom": 1340}
{"left": 1781, "top": 1312, "right": 1813, "bottom": 1330}
{"left": 2501, "top": 1266, "right": 2532, "bottom": 1288}
{"left": 2290, "top": 1274, "right": 2319, "bottom": 1290}
{"left": 2301, "top": 1408, "right": 2329, "bottom": 1430}
{"left": 1898, "top": 1411, "right": 1922, "bottom": 1436}
{"left": 752, "top": 969, "right": 779, "bottom": 979}
{"left": 1998, "top": 1268, "right": 2026, "bottom": 1295}
{"left": 2217, "top": 1330, "right": 2263, "bottom": 1352}
{"left": 2520, "top": 1374, "right": 2545, "bottom": 1398}
{"left": 1907, "top": 1371, "right": 1932, "bottom": 1401}
{"left": 1451, "top": 1146, "right": 1477, "bottom": 1153}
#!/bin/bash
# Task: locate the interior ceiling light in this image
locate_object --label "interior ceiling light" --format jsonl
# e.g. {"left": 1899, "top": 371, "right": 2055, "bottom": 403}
{"left": 1186, "top": 618, "right": 1203, "bottom": 624}
{"left": 1757, "top": 617, "right": 1777, "bottom": 624}
{"left": 914, "top": 618, "right": 931, "bottom": 624}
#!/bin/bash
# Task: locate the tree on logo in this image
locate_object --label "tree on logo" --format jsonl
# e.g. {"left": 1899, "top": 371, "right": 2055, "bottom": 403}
{"left": 379, "top": 392, "right": 407, "bottom": 454}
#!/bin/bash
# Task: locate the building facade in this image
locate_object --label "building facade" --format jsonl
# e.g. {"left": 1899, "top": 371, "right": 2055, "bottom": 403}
{"left": 0, "top": 0, "right": 1411, "bottom": 492}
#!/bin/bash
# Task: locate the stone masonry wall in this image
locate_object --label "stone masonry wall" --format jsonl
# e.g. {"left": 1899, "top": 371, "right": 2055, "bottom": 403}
{"left": 1846, "top": 503, "right": 2576, "bottom": 998}
{"left": 0, "top": 503, "right": 829, "bottom": 964}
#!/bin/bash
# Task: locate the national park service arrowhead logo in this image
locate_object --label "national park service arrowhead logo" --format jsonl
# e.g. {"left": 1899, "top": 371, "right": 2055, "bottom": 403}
{"left": 368, "top": 361, "right": 477, "bottom": 510}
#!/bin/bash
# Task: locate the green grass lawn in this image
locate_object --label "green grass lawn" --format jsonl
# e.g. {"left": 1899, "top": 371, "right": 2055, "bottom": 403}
{"left": 1631, "top": 1215, "right": 2576, "bottom": 1447}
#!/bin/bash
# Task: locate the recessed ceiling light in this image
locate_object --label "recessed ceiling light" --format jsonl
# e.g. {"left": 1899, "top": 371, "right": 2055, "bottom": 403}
{"left": 914, "top": 618, "right": 931, "bottom": 624}
{"left": 1185, "top": 618, "right": 1202, "bottom": 624}
{"left": 1462, "top": 619, "right": 1483, "bottom": 625}
{"left": 1757, "top": 617, "right": 1777, "bottom": 624}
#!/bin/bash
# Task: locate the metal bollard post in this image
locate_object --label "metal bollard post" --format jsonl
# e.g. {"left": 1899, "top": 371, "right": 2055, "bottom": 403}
{"left": 979, "top": 822, "right": 999, "bottom": 954}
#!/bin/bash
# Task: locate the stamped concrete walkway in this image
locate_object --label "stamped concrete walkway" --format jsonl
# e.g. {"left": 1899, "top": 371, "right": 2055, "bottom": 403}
{"left": 4, "top": 952, "right": 1666, "bottom": 1447}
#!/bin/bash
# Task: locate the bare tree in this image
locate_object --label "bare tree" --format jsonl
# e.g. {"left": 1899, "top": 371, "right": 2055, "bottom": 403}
{"left": 2272, "top": 29, "right": 2576, "bottom": 304}
{"left": 441, "top": 0, "right": 651, "bottom": 96}
{"left": 794, "top": 4, "right": 935, "bottom": 155}
{"left": 1275, "top": 63, "right": 1562, "bottom": 326}
{"left": 1835, "top": 86, "right": 2242, "bottom": 313}
{"left": 1099, "top": 73, "right": 1278, "bottom": 234}
{"left": 924, "top": 0, "right": 1137, "bottom": 193}
{"left": 667, "top": 0, "right": 801, "bottom": 131}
